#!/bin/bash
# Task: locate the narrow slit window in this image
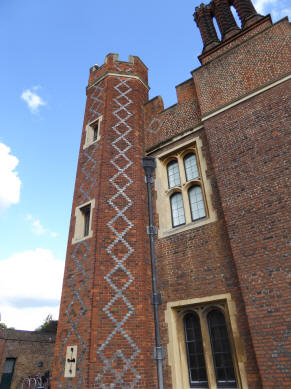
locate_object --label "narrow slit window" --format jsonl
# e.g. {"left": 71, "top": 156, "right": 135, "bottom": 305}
{"left": 81, "top": 205, "right": 91, "bottom": 237}
{"left": 170, "top": 192, "right": 185, "bottom": 227}
{"left": 189, "top": 186, "right": 206, "bottom": 221}
{"left": 167, "top": 160, "right": 181, "bottom": 188}
{"left": 207, "top": 310, "right": 237, "bottom": 388}
{"left": 93, "top": 125, "right": 98, "bottom": 141}
{"left": 184, "top": 313, "right": 208, "bottom": 388}
{"left": 184, "top": 153, "right": 199, "bottom": 181}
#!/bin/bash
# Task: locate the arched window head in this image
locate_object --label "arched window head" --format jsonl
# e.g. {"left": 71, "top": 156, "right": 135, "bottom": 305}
{"left": 183, "top": 312, "right": 208, "bottom": 388}
{"left": 189, "top": 186, "right": 206, "bottom": 221}
{"left": 170, "top": 192, "right": 185, "bottom": 227}
{"left": 207, "top": 310, "right": 237, "bottom": 388}
{"left": 184, "top": 153, "right": 199, "bottom": 181}
{"left": 167, "top": 160, "right": 180, "bottom": 188}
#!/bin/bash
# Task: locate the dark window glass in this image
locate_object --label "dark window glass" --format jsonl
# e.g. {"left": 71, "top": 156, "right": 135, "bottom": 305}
{"left": 0, "top": 358, "right": 16, "bottom": 388}
{"left": 82, "top": 205, "right": 91, "bottom": 237}
{"left": 188, "top": 186, "right": 206, "bottom": 221}
{"left": 93, "top": 125, "right": 98, "bottom": 141}
{"left": 167, "top": 160, "right": 180, "bottom": 188}
{"left": 184, "top": 153, "right": 199, "bottom": 181}
{"left": 3, "top": 358, "right": 16, "bottom": 374}
{"left": 183, "top": 313, "right": 208, "bottom": 388}
{"left": 170, "top": 192, "right": 185, "bottom": 227}
{"left": 207, "top": 310, "right": 237, "bottom": 388}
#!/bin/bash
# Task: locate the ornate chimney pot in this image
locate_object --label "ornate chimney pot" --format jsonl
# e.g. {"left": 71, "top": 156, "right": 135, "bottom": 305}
{"left": 231, "top": 0, "right": 263, "bottom": 28}
{"left": 212, "top": 0, "right": 240, "bottom": 40}
{"left": 194, "top": 3, "right": 220, "bottom": 52}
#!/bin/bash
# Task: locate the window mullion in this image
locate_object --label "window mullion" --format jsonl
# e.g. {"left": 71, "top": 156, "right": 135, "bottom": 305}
{"left": 199, "top": 312, "right": 217, "bottom": 389}
{"left": 182, "top": 189, "right": 191, "bottom": 224}
{"left": 178, "top": 156, "right": 191, "bottom": 224}
{"left": 177, "top": 155, "right": 186, "bottom": 184}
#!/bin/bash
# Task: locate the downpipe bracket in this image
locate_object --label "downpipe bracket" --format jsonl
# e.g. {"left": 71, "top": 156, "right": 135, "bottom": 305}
{"left": 151, "top": 293, "right": 162, "bottom": 305}
{"left": 154, "top": 346, "right": 166, "bottom": 361}
{"left": 147, "top": 225, "right": 158, "bottom": 235}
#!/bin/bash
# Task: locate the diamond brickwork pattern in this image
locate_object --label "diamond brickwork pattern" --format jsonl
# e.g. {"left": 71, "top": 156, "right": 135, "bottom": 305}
{"left": 55, "top": 83, "right": 103, "bottom": 388}
{"left": 94, "top": 75, "right": 141, "bottom": 388}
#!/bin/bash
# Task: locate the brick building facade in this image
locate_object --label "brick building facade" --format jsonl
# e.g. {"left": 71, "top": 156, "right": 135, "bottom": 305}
{"left": 0, "top": 324, "right": 57, "bottom": 389}
{"left": 52, "top": 0, "right": 290, "bottom": 387}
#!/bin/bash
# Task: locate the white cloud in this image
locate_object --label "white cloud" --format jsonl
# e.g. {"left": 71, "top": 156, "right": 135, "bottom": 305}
{"left": 254, "top": 0, "right": 290, "bottom": 19}
{"left": 21, "top": 87, "right": 46, "bottom": 113}
{"left": 0, "top": 143, "right": 21, "bottom": 213}
{"left": 0, "top": 305, "right": 60, "bottom": 332}
{"left": 254, "top": 0, "right": 277, "bottom": 14}
{"left": 31, "top": 219, "right": 46, "bottom": 235}
{"left": 25, "top": 214, "right": 57, "bottom": 237}
{"left": 0, "top": 248, "right": 64, "bottom": 330}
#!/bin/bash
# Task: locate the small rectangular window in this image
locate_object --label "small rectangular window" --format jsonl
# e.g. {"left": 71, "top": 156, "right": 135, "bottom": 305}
{"left": 84, "top": 116, "right": 102, "bottom": 149}
{"left": 72, "top": 199, "right": 95, "bottom": 244}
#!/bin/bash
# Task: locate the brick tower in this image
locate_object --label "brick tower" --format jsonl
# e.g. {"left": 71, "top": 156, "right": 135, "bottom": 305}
{"left": 52, "top": 0, "right": 290, "bottom": 388}
{"left": 51, "top": 54, "right": 156, "bottom": 388}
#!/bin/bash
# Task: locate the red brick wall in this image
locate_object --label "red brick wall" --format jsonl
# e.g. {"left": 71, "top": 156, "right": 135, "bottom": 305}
{"left": 150, "top": 129, "right": 262, "bottom": 388}
{"left": 0, "top": 329, "right": 55, "bottom": 389}
{"left": 203, "top": 80, "right": 291, "bottom": 387}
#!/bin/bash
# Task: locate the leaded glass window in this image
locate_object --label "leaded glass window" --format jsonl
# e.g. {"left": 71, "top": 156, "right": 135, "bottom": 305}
{"left": 184, "top": 313, "right": 208, "bottom": 388}
{"left": 207, "top": 310, "right": 237, "bottom": 388}
{"left": 184, "top": 153, "right": 199, "bottom": 181}
{"left": 189, "top": 186, "right": 206, "bottom": 221}
{"left": 170, "top": 192, "right": 185, "bottom": 227}
{"left": 167, "top": 160, "right": 180, "bottom": 188}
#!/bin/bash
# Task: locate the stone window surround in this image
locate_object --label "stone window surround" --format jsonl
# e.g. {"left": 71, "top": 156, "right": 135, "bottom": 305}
{"left": 155, "top": 136, "right": 217, "bottom": 238}
{"left": 83, "top": 116, "right": 102, "bottom": 149}
{"left": 72, "top": 199, "right": 95, "bottom": 244}
{"left": 165, "top": 294, "right": 249, "bottom": 389}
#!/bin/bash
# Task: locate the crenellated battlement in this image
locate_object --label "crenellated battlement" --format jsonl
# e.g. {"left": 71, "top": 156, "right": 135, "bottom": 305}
{"left": 87, "top": 53, "right": 149, "bottom": 91}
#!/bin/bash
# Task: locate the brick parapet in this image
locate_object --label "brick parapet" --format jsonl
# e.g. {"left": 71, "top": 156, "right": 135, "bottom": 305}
{"left": 144, "top": 78, "right": 201, "bottom": 150}
{"left": 88, "top": 53, "right": 148, "bottom": 90}
{"left": 1, "top": 329, "right": 56, "bottom": 343}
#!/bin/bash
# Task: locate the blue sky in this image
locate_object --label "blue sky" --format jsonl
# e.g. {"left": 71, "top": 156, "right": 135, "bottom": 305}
{"left": 0, "top": 0, "right": 289, "bottom": 330}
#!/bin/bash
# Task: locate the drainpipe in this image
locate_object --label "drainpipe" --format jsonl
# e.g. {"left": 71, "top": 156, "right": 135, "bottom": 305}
{"left": 142, "top": 156, "right": 165, "bottom": 389}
